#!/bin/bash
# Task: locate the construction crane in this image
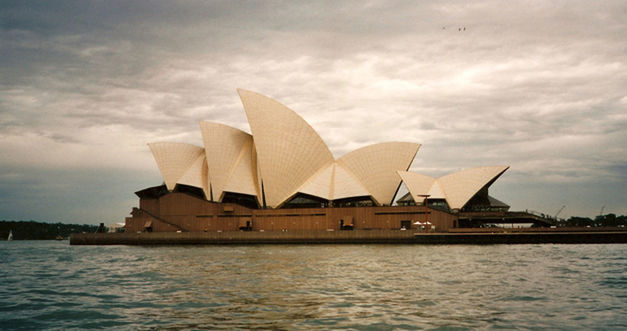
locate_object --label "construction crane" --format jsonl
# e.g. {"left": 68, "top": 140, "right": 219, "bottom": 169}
{"left": 554, "top": 205, "right": 565, "bottom": 220}
{"left": 599, "top": 205, "right": 605, "bottom": 216}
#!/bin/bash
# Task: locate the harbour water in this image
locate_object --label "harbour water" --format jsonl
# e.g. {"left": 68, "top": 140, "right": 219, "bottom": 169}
{"left": 0, "top": 241, "right": 625, "bottom": 329}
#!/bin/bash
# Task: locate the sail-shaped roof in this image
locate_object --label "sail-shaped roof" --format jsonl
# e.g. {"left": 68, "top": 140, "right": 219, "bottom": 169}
{"left": 238, "top": 89, "right": 334, "bottom": 208}
{"left": 222, "top": 138, "right": 260, "bottom": 198}
{"left": 428, "top": 181, "right": 446, "bottom": 199}
{"left": 338, "top": 142, "right": 420, "bottom": 205}
{"left": 399, "top": 166, "right": 509, "bottom": 210}
{"left": 199, "top": 121, "right": 258, "bottom": 201}
{"left": 397, "top": 171, "right": 436, "bottom": 203}
{"left": 146, "top": 89, "right": 510, "bottom": 212}
{"left": 176, "top": 151, "right": 209, "bottom": 198}
{"left": 296, "top": 162, "right": 372, "bottom": 201}
{"left": 437, "top": 166, "right": 509, "bottom": 210}
{"left": 148, "top": 91, "right": 424, "bottom": 208}
{"left": 297, "top": 162, "right": 335, "bottom": 200}
{"left": 331, "top": 163, "right": 372, "bottom": 200}
{"left": 148, "top": 142, "right": 205, "bottom": 191}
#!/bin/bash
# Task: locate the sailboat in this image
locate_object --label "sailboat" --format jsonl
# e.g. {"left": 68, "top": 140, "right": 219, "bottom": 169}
{"left": 7, "top": 230, "right": 13, "bottom": 241}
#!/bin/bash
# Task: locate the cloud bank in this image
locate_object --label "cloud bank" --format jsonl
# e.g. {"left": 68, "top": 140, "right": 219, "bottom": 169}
{"left": 1, "top": 1, "right": 625, "bottom": 222}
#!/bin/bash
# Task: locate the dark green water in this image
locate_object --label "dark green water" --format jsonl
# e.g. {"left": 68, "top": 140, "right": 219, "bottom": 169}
{"left": 0, "top": 241, "right": 625, "bottom": 330}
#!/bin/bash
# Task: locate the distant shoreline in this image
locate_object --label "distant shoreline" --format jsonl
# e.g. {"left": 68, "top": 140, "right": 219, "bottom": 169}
{"left": 1, "top": 220, "right": 99, "bottom": 240}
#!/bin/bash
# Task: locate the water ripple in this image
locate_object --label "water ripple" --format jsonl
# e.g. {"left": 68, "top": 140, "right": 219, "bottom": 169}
{"left": 0, "top": 242, "right": 625, "bottom": 329}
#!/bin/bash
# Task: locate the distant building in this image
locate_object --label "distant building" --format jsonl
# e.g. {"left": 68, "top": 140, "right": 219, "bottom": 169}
{"left": 108, "top": 223, "right": 126, "bottom": 233}
{"left": 125, "top": 90, "right": 548, "bottom": 233}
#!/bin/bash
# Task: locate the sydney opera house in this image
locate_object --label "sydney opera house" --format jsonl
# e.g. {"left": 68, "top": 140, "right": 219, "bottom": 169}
{"left": 125, "top": 90, "right": 545, "bottom": 233}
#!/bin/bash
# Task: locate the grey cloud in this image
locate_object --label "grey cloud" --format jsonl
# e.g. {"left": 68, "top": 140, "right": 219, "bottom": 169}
{"left": 0, "top": 0, "right": 625, "bottom": 222}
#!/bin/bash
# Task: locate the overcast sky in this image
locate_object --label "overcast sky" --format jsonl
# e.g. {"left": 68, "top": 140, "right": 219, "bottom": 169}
{"left": 1, "top": 0, "right": 625, "bottom": 224}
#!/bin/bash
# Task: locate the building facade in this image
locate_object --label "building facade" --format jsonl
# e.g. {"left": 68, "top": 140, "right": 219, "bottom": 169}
{"left": 125, "top": 90, "right": 525, "bottom": 232}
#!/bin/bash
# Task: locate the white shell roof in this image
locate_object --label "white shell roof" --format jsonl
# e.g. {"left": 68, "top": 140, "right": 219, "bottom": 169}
{"left": 149, "top": 90, "right": 518, "bottom": 210}
{"left": 297, "top": 162, "right": 372, "bottom": 201}
{"left": 397, "top": 171, "right": 436, "bottom": 202}
{"left": 148, "top": 142, "right": 205, "bottom": 191}
{"left": 338, "top": 142, "right": 420, "bottom": 205}
{"left": 331, "top": 163, "right": 372, "bottom": 200}
{"left": 238, "top": 89, "right": 335, "bottom": 208}
{"left": 199, "top": 121, "right": 258, "bottom": 201}
{"left": 177, "top": 151, "right": 210, "bottom": 198}
{"left": 221, "top": 137, "right": 259, "bottom": 198}
{"left": 399, "top": 166, "right": 509, "bottom": 210}
{"left": 427, "top": 181, "right": 446, "bottom": 200}
{"left": 297, "top": 162, "right": 335, "bottom": 200}
{"left": 437, "top": 166, "right": 509, "bottom": 210}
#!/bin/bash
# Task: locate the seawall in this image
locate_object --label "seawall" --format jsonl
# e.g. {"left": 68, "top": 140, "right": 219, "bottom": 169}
{"left": 70, "top": 229, "right": 627, "bottom": 245}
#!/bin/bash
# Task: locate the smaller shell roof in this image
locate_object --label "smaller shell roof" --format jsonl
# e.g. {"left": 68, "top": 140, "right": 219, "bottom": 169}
{"left": 339, "top": 142, "right": 420, "bottom": 205}
{"left": 399, "top": 166, "right": 509, "bottom": 210}
{"left": 397, "top": 171, "right": 436, "bottom": 202}
{"left": 438, "top": 166, "right": 509, "bottom": 209}
{"left": 176, "top": 150, "right": 209, "bottom": 198}
{"left": 221, "top": 137, "right": 259, "bottom": 198}
{"left": 148, "top": 142, "right": 205, "bottom": 191}
{"left": 199, "top": 121, "right": 258, "bottom": 201}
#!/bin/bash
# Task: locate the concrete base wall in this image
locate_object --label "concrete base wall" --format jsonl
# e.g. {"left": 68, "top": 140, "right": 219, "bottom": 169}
{"left": 71, "top": 230, "right": 416, "bottom": 245}
{"left": 70, "top": 230, "right": 627, "bottom": 245}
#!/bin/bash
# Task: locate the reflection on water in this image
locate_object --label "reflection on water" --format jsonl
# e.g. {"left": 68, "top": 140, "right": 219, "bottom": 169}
{"left": 0, "top": 241, "right": 625, "bottom": 329}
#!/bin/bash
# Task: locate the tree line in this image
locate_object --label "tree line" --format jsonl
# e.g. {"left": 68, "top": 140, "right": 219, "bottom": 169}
{"left": 1, "top": 220, "right": 101, "bottom": 240}
{"left": 555, "top": 214, "right": 626, "bottom": 228}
